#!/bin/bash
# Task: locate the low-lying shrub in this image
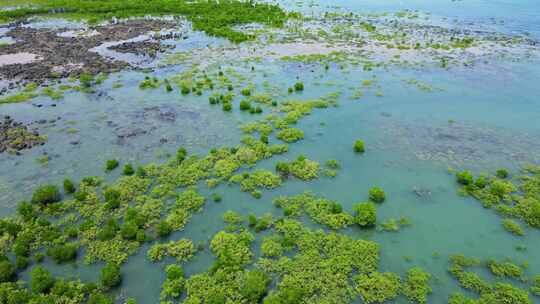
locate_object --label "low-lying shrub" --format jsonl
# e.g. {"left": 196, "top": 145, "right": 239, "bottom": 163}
{"left": 354, "top": 140, "right": 365, "bottom": 153}
{"left": 100, "top": 262, "right": 122, "bottom": 289}
{"left": 30, "top": 266, "right": 54, "bottom": 294}
{"left": 222, "top": 102, "right": 232, "bottom": 111}
{"left": 496, "top": 168, "right": 509, "bottom": 179}
{"left": 241, "top": 88, "right": 251, "bottom": 96}
{"left": 354, "top": 140, "right": 366, "bottom": 153}
{"left": 402, "top": 267, "right": 432, "bottom": 304}
{"left": 47, "top": 243, "right": 78, "bottom": 263}
{"left": 276, "top": 128, "right": 304, "bottom": 143}
{"left": 31, "top": 185, "right": 61, "bottom": 205}
{"left": 63, "top": 179, "right": 76, "bottom": 194}
{"left": 240, "top": 100, "right": 252, "bottom": 111}
{"left": 0, "top": 260, "right": 15, "bottom": 283}
{"left": 123, "top": 164, "right": 134, "bottom": 176}
{"left": 456, "top": 170, "right": 473, "bottom": 185}
{"left": 120, "top": 221, "right": 139, "bottom": 240}
{"left": 354, "top": 202, "right": 376, "bottom": 227}
{"left": 502, "top": 219, "right": 524, "bottom": 236}
{"left": 369, "top": 187, "right": 386, "bottom": 203}
{"left": 106, "top": 159, "right": 119, "bottom": 171}
{"left": 156, "top": 220, "right": 172, "bottom": 237}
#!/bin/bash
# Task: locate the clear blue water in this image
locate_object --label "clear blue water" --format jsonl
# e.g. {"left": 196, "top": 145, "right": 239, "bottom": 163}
{"left": 280, "top": 0, "right": 540, "bottom": 38}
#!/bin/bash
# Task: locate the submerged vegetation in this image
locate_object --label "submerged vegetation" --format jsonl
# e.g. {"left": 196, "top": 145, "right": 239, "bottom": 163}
{"left": 454, "top": 164, "right": 540, "bottom": 235}
{"left": 448, "top": 254, "right": 534, "bottom": 303}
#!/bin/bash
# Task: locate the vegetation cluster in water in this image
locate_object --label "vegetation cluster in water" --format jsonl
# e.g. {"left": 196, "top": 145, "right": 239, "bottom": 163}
{"left": 0, "top": 0, "right": 291, "bottom": 43}
{"left": 454, "top": 165, "right": 540, "bottom": 236}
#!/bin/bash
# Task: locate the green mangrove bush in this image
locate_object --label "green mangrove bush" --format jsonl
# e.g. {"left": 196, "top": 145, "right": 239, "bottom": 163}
{"left": 0, "top": 260, "right": 15, "bottom": 283}
{"left": 105, "top": 159, "right": 119, "bottom": 172}
{"left": 63, "top": 178, "right": 76, "bottom": 194}
{"left": 453, "top": 165, "right": 540, "bottom": 229}
{"left": 100, "top": 262, "right": 121, "bottom": 289}
{"left": 402, "top": 267, "right": 432, "bottom": 304}
{"left": 353, "top": 202, "right": 377, "bottom": 227}
{"left": 0, "top": 0, "right": 290, "bottom": 43}
{"left": 30, "top": 266, "right": 54, "bottom": 294}
{"left": 354, "top": 140, "right": 365, "bottom": 153}
{"left": 47, "top": 243, "right": 78, "bottom": 263}
{"left": 123, "top": 164, "right": 134, "bottom": 176}
{"left": 276, "top": 127, "right": 304, "bottom": 143}
{"left": 288, "top": 155, "right": 320, "bottom": 180}
{"left": 31, "top": 185, "right": 61, "bottom": 205}
{"left": 355, "top": 272, "right": 400, "bottom": 304}
{"left": 368, "top": 187, "right": 386, "bottom": 203}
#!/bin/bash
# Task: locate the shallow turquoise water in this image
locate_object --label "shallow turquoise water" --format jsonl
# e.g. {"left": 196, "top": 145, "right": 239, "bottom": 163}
{"left": 280, "top": 0, "right": 540, "bottom": 38}
{"left": 1, "top": 0, "right": 540, "bottom": 303}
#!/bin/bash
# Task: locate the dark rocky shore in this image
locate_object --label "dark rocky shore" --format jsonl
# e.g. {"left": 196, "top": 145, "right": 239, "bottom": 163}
{"left": 0, "top": 19, "right": 178, "bottom": 83}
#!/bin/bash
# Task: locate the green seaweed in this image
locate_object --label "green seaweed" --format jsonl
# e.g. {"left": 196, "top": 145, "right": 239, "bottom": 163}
{"left": 0, "top": 92, "right": 36, "bottom": 104}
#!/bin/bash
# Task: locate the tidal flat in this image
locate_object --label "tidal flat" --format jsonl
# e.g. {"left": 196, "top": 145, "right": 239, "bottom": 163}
{"left": 0, "top": 0, "right": 540, "bottom": 303}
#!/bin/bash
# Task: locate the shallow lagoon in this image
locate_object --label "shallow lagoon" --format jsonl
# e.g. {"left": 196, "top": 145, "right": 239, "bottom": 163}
{"left": 1, "top": 0, "right": 540, "bottom": 303}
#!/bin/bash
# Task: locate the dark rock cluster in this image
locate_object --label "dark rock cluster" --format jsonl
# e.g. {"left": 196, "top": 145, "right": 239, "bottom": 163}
{"left": 0, "top": 115, "right": 46, "bottom": 154}
{"left": 109, "top": 41, "right": 174, "bottom": 57}
{"left": 0, "top": 19, "right": 177, "bottom": 83}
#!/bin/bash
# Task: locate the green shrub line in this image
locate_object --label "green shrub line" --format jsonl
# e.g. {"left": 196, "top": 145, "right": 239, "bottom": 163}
{"left": 454, "top": 165, "right": 540, "bottom": 233}
{"left": 0, "top": 0, "right": 291, "bottom": 43}
{"left": 448, "top": 254, "right": 532, "bottom": 303}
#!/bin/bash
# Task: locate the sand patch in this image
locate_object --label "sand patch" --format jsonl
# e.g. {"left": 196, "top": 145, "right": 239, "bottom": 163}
{"left": 0, "top": 52, "right": 40, "bottom": 66}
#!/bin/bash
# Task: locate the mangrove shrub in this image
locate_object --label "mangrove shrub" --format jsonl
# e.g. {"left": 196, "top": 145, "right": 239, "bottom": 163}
{"left": 31, "top": 185, "right": 61, "bottom": 205}
{"left": 123, "top": 164, "right": 134, "bottom": 176}
{"left": 0, "top": 260, "right": 15, "bottom": 283}
{"left": 105, "top": 159, "right": 119, "bottom": 172}
{"left": 354, "top": 140, "right": 365, "bottom": 153}
{"left": 47, "top": 243, "right": 78, "bottom": 263}
{"left": 30, "top": 266, "right": 54, "bottom": 294}
{"left": 353, "top": 202, "right": 376, "bottom": 227}
{"left": 63, "top": 179, "right": 76, "bottom": 194}
{"left": 369, "top": 187, "right": 386, "bottom": 203}
{"left": 100, "top": 263, "right": 121, "bottom": 289}
{"left": 456, "top": 171, "right": 473, "bottom": 186}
